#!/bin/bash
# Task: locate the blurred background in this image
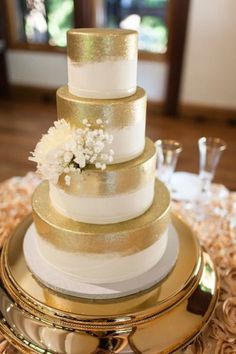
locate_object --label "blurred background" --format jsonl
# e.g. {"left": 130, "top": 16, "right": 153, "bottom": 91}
{"left": 0, "top": 0, "right": 235, "bottom": 189}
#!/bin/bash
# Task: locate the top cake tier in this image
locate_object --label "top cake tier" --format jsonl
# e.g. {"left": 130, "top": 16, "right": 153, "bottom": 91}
{"left": 67, "top": 28, "right": 138, "bottom": 99}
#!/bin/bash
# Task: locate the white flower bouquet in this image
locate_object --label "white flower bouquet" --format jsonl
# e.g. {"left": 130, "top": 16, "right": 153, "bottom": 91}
{"left": 29, "top": 119, "right": 114, "bottom": 185}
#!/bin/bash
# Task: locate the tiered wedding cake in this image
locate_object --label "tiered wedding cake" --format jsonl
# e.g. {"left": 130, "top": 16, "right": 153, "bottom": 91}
{"left": 24, "top": 28, "right": 171, "bottom": 287}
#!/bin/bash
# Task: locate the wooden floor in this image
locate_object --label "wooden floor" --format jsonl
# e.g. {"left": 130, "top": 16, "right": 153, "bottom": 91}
{"left": 0, "top": 96, "right": 235, "bottom": 190}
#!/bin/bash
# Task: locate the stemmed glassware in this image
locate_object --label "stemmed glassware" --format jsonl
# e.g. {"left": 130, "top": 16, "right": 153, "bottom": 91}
{"left": 155, "top": 139, "right": 182, "bottom": 189}
{"left": 186, "top": 137, "right": 227, "bottom": 221}
{"left": 198, "top": 137, "right": 227, "bottom": 201}
{"left": 155, "top": 137, "right": 227, "bottom": 222}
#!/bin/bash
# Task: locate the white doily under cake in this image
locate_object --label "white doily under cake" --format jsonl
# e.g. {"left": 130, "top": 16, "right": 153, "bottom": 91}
{"left": 23, "top": 223, "right": 179, "bottom": 300}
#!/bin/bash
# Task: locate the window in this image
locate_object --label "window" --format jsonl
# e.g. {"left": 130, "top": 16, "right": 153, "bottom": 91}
{"left": 5, "top": 0, "right": 169, "bottom": 59}
{"left": 6, "top": 0, "right": 74, "bottom": 48}
{"left": 106, "top": 0, "right": 168, "bottom": 54}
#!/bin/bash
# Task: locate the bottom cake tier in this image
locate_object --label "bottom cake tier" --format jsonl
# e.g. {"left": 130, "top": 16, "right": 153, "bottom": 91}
{"left": 23, "top": 222, "right": 179, "bottom": 299}
{"left": 28, "top": 179, "right": 170, "bottom": 285}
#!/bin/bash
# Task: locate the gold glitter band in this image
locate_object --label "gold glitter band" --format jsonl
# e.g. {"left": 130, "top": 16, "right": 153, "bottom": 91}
{"left": 32, "top": 180, "right": 170, "bottom": 254}
{"left": 56, "top": 139, "right": 155, "bottom": 196}
{"left": 67, "top": 28, "right": 138, "bottom": 63}
{"left": 56, "top": 86, "right": 146, "bottom": 129}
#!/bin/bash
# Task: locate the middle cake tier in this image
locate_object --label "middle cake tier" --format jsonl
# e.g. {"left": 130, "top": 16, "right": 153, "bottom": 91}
{"left": 48, "top": 138, "right": 156, "bottom": 224}
{"left": 57, "top": 85, "right": 147, "bottom": 164}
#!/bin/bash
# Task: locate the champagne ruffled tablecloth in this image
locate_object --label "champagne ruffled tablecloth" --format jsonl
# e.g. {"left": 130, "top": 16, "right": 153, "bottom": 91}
{"left": 0, "top": 173, "right": 235, "bottom": 354}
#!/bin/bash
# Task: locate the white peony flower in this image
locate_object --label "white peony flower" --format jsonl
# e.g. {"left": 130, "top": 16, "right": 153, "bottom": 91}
{"left": 29, "top": 120, "right": 73, "bottom": 183}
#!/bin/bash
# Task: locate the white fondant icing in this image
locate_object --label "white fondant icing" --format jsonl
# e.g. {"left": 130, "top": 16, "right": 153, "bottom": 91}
{"left": 107, "top": 118, "right": 146, "bottom": 164}
{"left": 49, "top": 180, "right": 155, "bottom": 224}
{"left": 33, "top": 224, "right": 169, "bottom": 284}
{"left": 23, "top": 223, "right": 178, "bottom": 298}
{"left": 68, "top": 58, "right": 137, "bottom": 99}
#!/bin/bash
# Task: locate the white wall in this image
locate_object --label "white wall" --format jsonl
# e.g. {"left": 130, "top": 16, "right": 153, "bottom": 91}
{"left": 6, "top": 51, "right": 68, "bottom": 88}
{"left": 181, "top": 0, "right": 236, "bottom": 109}
{"left": 6, "top": 50, "right": 168, "bottom": 102}
{"left": 138, "top": 60, "right": 167, "bottom": 102}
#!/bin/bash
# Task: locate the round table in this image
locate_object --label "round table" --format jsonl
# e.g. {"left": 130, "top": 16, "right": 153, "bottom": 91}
{"left": 0, "top": 173, "right": 235, "bottom": 354}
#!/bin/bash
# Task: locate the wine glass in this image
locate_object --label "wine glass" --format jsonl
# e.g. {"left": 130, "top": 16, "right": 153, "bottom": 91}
{"left": 155, "top": 139, "right": 182, "bottom": 189}
{"left": 189, "top": 137, "right": 227, "bottom": 222}
{"left": 198, "top": 137, "right": 226, "bottom": 200}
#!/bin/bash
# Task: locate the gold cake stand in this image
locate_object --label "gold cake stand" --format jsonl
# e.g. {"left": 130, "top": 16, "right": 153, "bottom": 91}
{"left": 0, "top": 213, "right": 219, "bottom": 354}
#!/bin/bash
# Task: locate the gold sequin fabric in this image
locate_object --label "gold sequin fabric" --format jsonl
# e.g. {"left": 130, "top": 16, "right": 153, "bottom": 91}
{"left": 0, "top": 173, "right": 40, "bottom": 249}
{"left": 173, "top": 185, "right": 236, "bottom": 354}
{"left": 0, "top": 175, "right": 235, "bottom": 353}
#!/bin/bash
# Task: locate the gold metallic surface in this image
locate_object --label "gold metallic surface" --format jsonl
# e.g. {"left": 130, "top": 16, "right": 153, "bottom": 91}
{"left": 32, "top": 179, "right": 170, "bottom": 253}
{"left": 56, "top": 138, "right": 155, "bottom": 197}
{"left": 0, "top": 214, "right": 219, "bottom": 353}
{"left": 56, "top": 85, "right": 146, "bottom": 129}
{"left": 67, "top": 28, "right": 138, "bottom": 63}
{"left": 2, "top": 214, "right": 202, "bottom": 322}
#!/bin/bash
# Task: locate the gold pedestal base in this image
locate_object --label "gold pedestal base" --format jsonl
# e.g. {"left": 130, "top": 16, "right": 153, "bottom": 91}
{"left": 0, "top": 214, "right": 219, "bottom": 354}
